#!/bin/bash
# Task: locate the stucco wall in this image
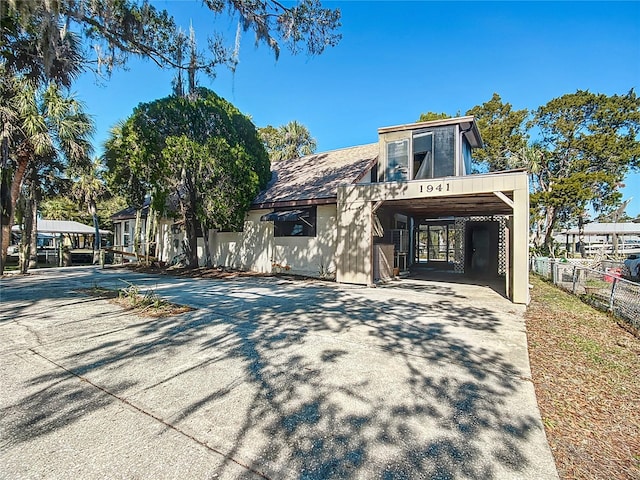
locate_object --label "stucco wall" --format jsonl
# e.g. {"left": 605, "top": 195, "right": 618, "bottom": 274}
{"left": 271, "top": 204, "right": 337, "bottom": 278}
{"left": 209, "top": 210, "right": 272, "bottom": 272}
{"left": 209, "top": 204, "right": 338, "bottom": 277}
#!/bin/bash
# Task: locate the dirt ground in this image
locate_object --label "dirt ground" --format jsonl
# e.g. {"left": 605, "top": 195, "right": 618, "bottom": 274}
{"left": 526, "top": 275, "right": 640, "bottom": 480}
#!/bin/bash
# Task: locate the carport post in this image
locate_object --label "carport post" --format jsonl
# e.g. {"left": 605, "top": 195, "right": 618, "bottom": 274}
{"left": 511, "top": 180, "right": 530, "bottom": 304}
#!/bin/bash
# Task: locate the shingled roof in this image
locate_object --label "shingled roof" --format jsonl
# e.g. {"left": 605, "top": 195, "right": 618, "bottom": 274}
{"left": 253, "top": 143, "right": 378, "bottom": 208}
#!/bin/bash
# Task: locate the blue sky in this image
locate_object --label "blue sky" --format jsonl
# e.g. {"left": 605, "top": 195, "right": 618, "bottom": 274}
{"left": 74, "top": 1, "right": 640, "bottom": 217}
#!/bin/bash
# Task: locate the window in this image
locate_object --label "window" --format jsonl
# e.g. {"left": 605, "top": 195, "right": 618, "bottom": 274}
{"left": 462, "top": 137, "right": 473, "bottom": 175}
{"left": 386, "top": 140, "right": 409, "bottom": 181}
{"left": 413, "top": 133, "right": 434, "bottom": 179}
{"left": 273, "top": 207, "right": 317, "bottom": 237}
{"left": 123, "top": 220, "right": 130, "bottom": 247}
{"left": 433, "top": 126, "right": 455, "bottom": 177}
{"left": 380, "top": 126, "right": 457, "bottom": 181}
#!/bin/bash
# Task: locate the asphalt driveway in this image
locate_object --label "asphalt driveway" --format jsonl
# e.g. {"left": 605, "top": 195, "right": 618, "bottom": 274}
{"left": 0, "top": 266, "right": 558, "bottom": 479}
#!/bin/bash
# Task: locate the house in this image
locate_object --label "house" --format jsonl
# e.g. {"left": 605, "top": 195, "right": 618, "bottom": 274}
{"left": 110, "top": 201, "right": 150, "bottom": 253}
{"left": 113, "top": 116, "right": 530, "bottom": 304}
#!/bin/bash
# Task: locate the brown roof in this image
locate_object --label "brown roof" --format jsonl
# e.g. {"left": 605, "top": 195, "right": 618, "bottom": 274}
{"left": 253, "top": 143, "right": 378, "bottom": 208}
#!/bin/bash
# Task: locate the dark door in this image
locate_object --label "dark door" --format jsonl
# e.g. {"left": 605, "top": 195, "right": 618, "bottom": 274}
{"left": 466, "top": 221, "right": 499, "bottom": 277}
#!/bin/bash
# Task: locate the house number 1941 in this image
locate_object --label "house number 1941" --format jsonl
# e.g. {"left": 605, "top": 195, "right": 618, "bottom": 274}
{"left": 420, "top": 183, "right": 450, "bottom": 193}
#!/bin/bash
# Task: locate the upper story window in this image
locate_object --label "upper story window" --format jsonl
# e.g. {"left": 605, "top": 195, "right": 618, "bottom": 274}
{"left": 381, "top": 126, "right": 456, "bottom": 181}
{"left": 377, "top": 116, "right": 483, "bottom": 182}
{"left": 386, "top": 140, "right": 409, "bottom": 181}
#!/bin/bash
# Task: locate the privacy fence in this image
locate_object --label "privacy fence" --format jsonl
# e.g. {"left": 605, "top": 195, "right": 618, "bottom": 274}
{"left": 531, "top": 257, "right": 640, "bottom": 332}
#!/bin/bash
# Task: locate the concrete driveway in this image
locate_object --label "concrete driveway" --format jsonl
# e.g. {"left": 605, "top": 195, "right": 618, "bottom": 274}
{"left": 0, "top": 266, "right": 558, "bottom": 479}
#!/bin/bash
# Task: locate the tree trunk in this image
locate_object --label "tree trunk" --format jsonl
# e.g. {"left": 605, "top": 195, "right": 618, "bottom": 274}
{"left": 149, "top": 208, "right": 157, "bottom": 258}
{"left": 202, "top": 226, "right": 212, "bottom": 268}
{"left": 28, "top": 169, "right": 39, "bottom": 269}
{"left": 144, "top": 204, "right": 154, "bottom": 264}
{"left": 88, "top": 200, "right": 100, "bottom": 264}
{"left": 0, "top": 167, "right": 11, "bottom": 275}
{"left": 181, "top": 176, "right": 199, "bottom": 268}
{"left": 19, "top": 166, "right": 39, "bottom": 274}
{"left": 542, "top": 206, "right": 558, "bottom": 258}
{"left": 1, "top": 153, "right": 30, "bottom": 274}
{"left": 185, "top": 211, "right": 198, "bottom": 268}
{"left": 133, "top": 208, "right": 142, "bottom": 258}
{"left": 28, "top": 188, "right": 38, "bottom": 269}
{"left": 19, "top": 223, "right": 31, "bottom": 274}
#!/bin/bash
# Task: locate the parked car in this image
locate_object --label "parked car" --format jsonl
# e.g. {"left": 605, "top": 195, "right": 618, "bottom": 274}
{"left": 623, "top": 254, "right": 640, "bottom": 279}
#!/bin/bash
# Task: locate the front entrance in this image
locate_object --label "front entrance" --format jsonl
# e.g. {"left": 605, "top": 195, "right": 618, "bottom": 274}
{"left": 465, "top": 221, "right": 499, "bottom": 278}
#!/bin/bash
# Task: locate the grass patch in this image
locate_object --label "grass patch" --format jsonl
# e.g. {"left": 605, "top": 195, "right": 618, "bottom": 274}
{"left": 81, "top": 281, "right": 194, "bottom": 317}
{"left": 526, "top": 275, "right": 640, "bottom": 479}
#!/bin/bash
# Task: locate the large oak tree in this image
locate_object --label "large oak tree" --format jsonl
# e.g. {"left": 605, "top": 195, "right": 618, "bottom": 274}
{"left": 105, "top": 88, "right": 270, "bottom": 268}
{"left": 467, "top": 90, "right": 640, "bottom": 255}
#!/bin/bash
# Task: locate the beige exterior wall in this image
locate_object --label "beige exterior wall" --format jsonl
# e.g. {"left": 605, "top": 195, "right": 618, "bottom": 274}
{"left": 204, "top": 204, "right": 338, "bottom": 278}
{"left": 210, "top": 210, "right": 273, "bottom": 272}
{"left": 155, "top": 220, "right": 207, "bottom": 266}
{"left": 270, "top": 204, "right": 338, "bottom": 277}
{"left": 336, "top": 171, "right": 530, "bottom": 303}
{"left": 336, "top": 192, "right": 373, "bottom": 285}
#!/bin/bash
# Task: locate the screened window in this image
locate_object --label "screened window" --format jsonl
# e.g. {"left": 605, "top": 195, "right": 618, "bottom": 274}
{"left": 381, "top": 125, "right": 457, "bottom": 182}
{"left": 462, "top": 137, "right": 473, "bottom": 175}
{"left": 433, "top": 126, "right": 455, "bottom": 177}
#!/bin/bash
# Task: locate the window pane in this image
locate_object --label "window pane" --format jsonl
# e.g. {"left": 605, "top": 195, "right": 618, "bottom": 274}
{"left": 274, "top": 207, "right": 317, "bottom": 237}
{"left": 428, "top": 225, "right": 447, "bottom": 261}
{"left": 433, "top": 126, "right": 455, "bottom": 178}
{"left": 462, "top": 138, "right": 472, "bottom": 175}
{"left": 413, "top": 133, "right": 433, "bottom": 179}
{"left": 386, "top": 140, "right": 409, "bottom": 181}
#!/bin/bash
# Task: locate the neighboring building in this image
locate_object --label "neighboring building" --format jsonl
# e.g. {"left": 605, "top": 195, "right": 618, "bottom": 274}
{"left": 558, "top": 222, "right": 640, "bottom": 256}
{"left": 112, "top": 116, "right": 531, "bottom": 303}
{"left": 111, "top": 202, "right": 150, "bottom": 253}
{"left": 11, "top": 219, "right": 111, "bottom": 248}
{"left": 9, "top": 219, "right": 111, "bottom": 264}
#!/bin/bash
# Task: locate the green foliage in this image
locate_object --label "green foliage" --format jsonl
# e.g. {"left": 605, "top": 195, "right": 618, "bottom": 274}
{"left": 2, "top": 0, "right": 341, "bottom": 80}
{"left": 40, "top": 196, "right": 81, "bottom": 221}
{"left": 259, "top": 121, "right": 317, "bottom": 161}
{"left": 0, "top": 70, "right": 94, "bottom": 273}
{"left": 467, "top": 90, "right": 640, "bottom": 254}
{"left": 530, "top": 89, "right": 640, "bottom": 251}
{"left": 466, "top": 93, "right": 529, "bottom": 172}
{"left": 105, "top": 88, "right": 269, "bottom": 267}
{"left": 417, "top": 112, "right": 450, "bottom": 122}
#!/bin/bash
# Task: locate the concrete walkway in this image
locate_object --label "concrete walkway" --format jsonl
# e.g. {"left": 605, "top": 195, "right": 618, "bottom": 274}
{"left": 0, "top": 266, "right": 558, "bottom": 479}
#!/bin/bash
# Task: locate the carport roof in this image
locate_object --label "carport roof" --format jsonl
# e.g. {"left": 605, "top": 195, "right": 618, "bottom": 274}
{"left": 12, "top": 219, "right": 110, "bottom": 235}
{"left": 379, "top": 191, "right": 515, "bottom": 218}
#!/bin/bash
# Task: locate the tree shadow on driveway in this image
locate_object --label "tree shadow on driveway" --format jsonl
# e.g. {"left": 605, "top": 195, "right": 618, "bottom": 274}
{"left": 0, "top": 271, "right": 553, "bottom": 479}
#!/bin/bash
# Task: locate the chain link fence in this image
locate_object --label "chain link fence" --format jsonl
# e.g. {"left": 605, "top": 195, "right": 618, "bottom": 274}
{"left": 531, "top": 257, "right": 640, "bottom": 331}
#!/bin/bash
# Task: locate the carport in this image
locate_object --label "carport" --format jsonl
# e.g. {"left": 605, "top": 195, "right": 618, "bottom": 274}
{"left": 336, "top": 170, "right": 530, "bottom": 304}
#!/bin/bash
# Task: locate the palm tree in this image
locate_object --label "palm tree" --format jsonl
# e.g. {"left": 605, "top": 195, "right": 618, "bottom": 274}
{"left": 71, "top": 157, "right": 106, "bottom": 253}
{"left": 261, "top": 121, "right": 317, "bottom": 161}
{"left": 0, "top": 78, "right": 93, "bottom": 273}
